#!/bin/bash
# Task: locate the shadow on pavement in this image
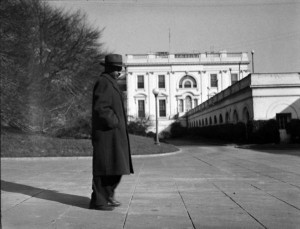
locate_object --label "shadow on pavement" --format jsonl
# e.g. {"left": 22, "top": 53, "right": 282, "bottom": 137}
{"left": 1, "top": 180, "right": 90, "bottom": 209}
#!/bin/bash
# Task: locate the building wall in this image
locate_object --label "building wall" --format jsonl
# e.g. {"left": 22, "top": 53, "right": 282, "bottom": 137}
{"left": 125, "top": 51, "right": 250, "bottom": 133}
{"left": 187, "top": 73, "right": 300, "bottom": 138}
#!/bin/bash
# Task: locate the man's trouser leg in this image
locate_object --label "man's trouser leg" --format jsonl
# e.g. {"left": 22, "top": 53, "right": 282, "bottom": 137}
{"left": 91, "top": 175, "right": 122, "bottom": 206}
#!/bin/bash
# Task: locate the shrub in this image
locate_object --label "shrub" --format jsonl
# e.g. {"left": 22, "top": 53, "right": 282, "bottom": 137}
{"left": 146, "top": 131, "right": 156, "bottom": 138}
{"left": 286, "top": 119, "right": 300, "bottom": 143}
{"left": 184, "top": 119, "right": 280, "bottom": 144}
{"left": 247, "top": 119, "right": 280, "bottom": 143}
{"left": 170, "top": 122, "right": 187, "bottom": 138}
{"left": 55, "top": 117, "right": 91, "bottom": 139}
{"left": 160, "top": 131, "right": 171, "bottom": 139}
{"left": 127, "top": 116, "right": 151, "bottom": 137}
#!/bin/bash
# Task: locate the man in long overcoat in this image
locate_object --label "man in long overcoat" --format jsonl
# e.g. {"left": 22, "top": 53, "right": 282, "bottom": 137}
{"left": 90, "top": 54, "right": 134, "bottom": 211}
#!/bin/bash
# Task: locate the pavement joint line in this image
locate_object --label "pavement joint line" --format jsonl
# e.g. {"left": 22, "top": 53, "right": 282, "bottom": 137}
{"left": 193, "top": 153, "right": 300, "bottom": 190}
{"left": 218, "top": 149, "right": 300, "bottom": 177}
{"left": 3, "top": 189, "right": 46, "bottom": 213}
{"left": 188, "top": 154, "right": 268, "bottom": 228}
{"left": 212, "top": 182, "right": 268, "bottom": 229}
{"left": 192, "top": 154, "right": 300, "bottom": 212}
{"left": 232, "top": 162, "right": 300, "bottom": 190}
{"left": 192, "top": 155, "right": 214, "bottom": 166}
{"left": 51, "top": 206, "right": 72, "bottom": 227}
{"left": 250, "top": 184, "right": 300, "bottom": 211}
{"left": 174, "top": 181, "right": 196, "bottom": 229}
{"left": 122, "top": 161, "right": 145, "bottom": 229}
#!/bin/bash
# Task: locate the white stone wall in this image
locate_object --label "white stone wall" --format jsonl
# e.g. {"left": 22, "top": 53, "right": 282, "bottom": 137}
{"left": 187, "top": 73, "right": 300, "bottom": 128}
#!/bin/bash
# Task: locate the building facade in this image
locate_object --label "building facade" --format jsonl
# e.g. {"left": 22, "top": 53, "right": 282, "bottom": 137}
{"left": 187, "top": 73, "right": 300, "bottom": 142}
{"left": 125, "top": 51, "right": 250, "bottom": 132}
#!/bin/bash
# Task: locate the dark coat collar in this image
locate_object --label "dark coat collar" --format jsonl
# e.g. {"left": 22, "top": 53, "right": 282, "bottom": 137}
{"left": 102, "top": 73, "right": 122, "bottom": 97}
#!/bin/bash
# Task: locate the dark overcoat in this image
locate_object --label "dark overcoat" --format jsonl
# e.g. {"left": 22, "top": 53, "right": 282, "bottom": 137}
{"left": 92, "top": 73, "right": 133, "bottom": 176}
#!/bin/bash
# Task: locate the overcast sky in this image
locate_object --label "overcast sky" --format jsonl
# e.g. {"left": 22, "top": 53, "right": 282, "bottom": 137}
{"left": 48, "top": 0, "right": 300, "bottom": 73}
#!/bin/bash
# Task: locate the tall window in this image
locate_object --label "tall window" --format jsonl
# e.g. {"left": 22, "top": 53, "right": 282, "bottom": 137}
{"left": 233, "top": 110, "right": 239, "bottom": 124}
{"left": 231, "top": 73, "right": 238, "bottom": 84}
{"left": 178, "top": 99, "right": 184, "bottom": 113}
{"left": 185, "top": 96, "right": 192, "bottom": 111}
{"left": 137, "top": 75, "right": 144, "bottom": 89}
{"left": 158, "top": 75, "right": 165, "bottom": 88}
{"left": 138, "top": 100, "right": 145, "bottom": 118}
{"left": 219, "top": 114, "right": 223, "bottom": 124}
{"left": 210, "top": 74, "right": 218, "bottom": 87}
{"left": 276, "top": 113, "right": 291, "bottom": 129}
{"left": 194, "top": 99, "right": 198, "bottom": 107}
{"left": 159, "top": 100, "right": 166, "bottom": 117}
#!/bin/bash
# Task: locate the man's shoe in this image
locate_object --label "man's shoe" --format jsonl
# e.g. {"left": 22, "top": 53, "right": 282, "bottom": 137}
{"left": 107, "top": 197, "right": 121, "bottom": 207}
{"left": 89, "top": 202, "right": 114, "bottom": 211}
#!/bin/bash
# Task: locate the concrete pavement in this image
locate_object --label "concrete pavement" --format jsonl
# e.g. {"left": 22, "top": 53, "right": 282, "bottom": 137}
{"left": 1, "top": 142, "right": 300, "bottom": 228}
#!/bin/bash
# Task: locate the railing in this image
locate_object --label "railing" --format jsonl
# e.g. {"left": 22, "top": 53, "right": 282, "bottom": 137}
{"left": 126, "top": 52, "right": 249, "bottom": 64}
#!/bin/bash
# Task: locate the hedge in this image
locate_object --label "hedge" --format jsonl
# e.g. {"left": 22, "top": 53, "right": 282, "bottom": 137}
{"left": 170, "top": 119, "right": 282, "bottom": 144}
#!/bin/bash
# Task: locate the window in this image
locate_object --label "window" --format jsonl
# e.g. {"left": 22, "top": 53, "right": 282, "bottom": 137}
{"left": 276, "top": 113, "right": 291, "bottom": 129}
{"left": 158, "top": 75, "right": 165, "bottom": 88}
{"left": 184, "top": 81, "right": 192, "bottom": 88}
{"left": 231, "top": 73, "right": 238, "bottom": 84}
{"left": 209, "top": 117, "right": 212, "bottom": 125}
{"left": 243, "top": 108, "right": 250, "bottom": 123}
{"left": 233, "top": 110, "right": 239, "bottom": 124}
{"left": 179, "top": 75, "right": 197, "bottom": 88}
{"left": 185, "top": 96, "right": 192, "bottom": 111}
{"left": 214, "top": 116, "right": 217, "bottom": 124}
{"left": 178, "top": 99, "right": 184, "bottom": 113}
{"left": 137, "top": 75, "right": 144, "bottom": 89}
{"left": 159, "top": 100, "right": 166, "bottom": 117}
{"left": 138, "top": 100, "right": 145, "bottom": 118}
{"left": 219, "top": 114, "right": 223, "bottom": 124}
{"left": 225, "top": 112, "right": 230, "bottom": 123}
{"left": 194, "top": 99, "right": 198, "bottom": 107}
{"left": 210, "top": 74, "right": 218, "bottom": 87}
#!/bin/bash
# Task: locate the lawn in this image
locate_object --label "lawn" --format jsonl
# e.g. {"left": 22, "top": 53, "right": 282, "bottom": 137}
{"left": 1, "top": 128, "right": 179, "bottom": 157}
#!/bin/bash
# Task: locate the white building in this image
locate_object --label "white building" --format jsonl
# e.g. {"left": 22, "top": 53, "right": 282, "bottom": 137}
{"left": 124, "top": 51, "right": 250, "bottom": 133}
{"left": 187, "top": 73, "right": 300, "bottom": 142}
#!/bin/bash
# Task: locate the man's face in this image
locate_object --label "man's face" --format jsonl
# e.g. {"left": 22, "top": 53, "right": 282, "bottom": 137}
{"left": 106, "top": 65, "right": 122, "bottom": 79}
{"left": 111, "top": 70, "right": 121, "bottom": 79}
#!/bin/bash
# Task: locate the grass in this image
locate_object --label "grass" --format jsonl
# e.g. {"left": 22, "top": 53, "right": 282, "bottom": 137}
{"left": 1, "top": 128, "right": 179, "bottom": 157}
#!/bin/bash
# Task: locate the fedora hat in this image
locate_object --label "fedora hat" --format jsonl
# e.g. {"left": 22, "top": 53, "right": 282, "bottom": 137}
{"left": 101, "top": 54, "right": 123, "bottom": 68}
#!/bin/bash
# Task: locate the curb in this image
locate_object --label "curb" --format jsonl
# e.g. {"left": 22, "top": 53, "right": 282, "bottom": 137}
{"left": 0, "top": 149, "right": 182, "bottom": 161}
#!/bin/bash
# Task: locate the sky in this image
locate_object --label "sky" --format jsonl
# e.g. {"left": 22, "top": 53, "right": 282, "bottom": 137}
{"left": 47, "top": 0, "right": 300, "bottom": 73}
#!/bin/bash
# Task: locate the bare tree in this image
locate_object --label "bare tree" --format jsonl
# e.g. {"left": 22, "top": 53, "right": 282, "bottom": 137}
{"left": 1, "top": 0, "right": 106, "bottom": 135}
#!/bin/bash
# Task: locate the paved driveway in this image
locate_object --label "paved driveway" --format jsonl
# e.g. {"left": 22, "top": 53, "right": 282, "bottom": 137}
{"left": 1, "top": 142, "right": 300, "bottom": 228}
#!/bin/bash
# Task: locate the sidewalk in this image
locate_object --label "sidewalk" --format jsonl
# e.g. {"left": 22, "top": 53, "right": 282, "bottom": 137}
{"left": 1, "top": 143, "right": 300, "bottom": 228}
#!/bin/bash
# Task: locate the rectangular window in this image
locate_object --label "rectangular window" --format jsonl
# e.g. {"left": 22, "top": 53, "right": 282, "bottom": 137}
{"left": 194, "top": 99, "right": 198, "bottom": 107}
{"left": 276, "top": 113, "right": 291, "bottom": 129}
{"left": 138, "top": 100, "right": 145, "bottom": 118}
{"left": 231, "top": 73, "right": 238, "bottom": 85}
{"left": 137, "top": 75, "right": 144, "bottom": 89}
{"left": 179, "top": 99, "right": 183, "bottom": 113}
{"left": 159, "top": 100, "right": 166, "bottom": 117}
{"left": 210, "top": 74, "right": 218, "bottom": 87}
{"left": 158, "top": 75, "right": 165, "bottom": 88}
